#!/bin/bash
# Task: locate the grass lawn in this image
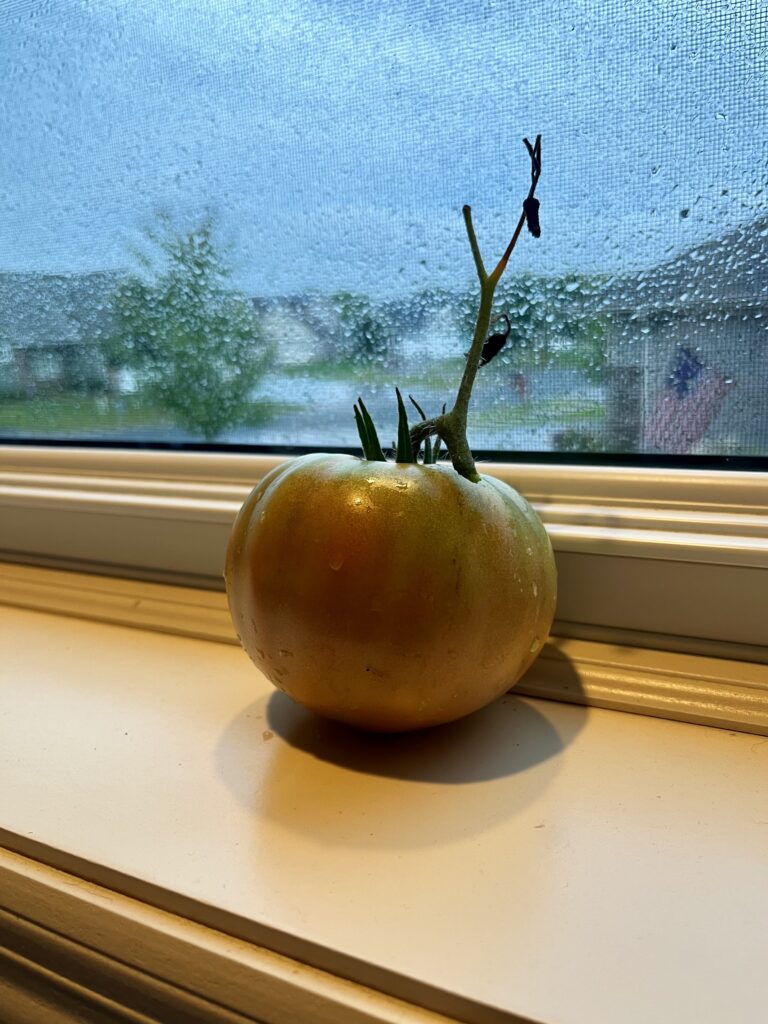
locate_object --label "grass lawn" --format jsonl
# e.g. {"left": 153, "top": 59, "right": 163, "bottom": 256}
{"left": 278, "top": 359, "right": 382, "bottom": 382}
{"left": 0, "top": 394, "right": 300, "bottom": 437}
{"left": 0, "top": 394, "right": 169, "bottom": 434}
{"left": 0, "top": 383, "right": 602, "bottom": 442}
{"left": 469, "top": 397, "right": 605, "bottom": 429}
{"left": 277, "top": 356, "right": 467, "bottom": 390}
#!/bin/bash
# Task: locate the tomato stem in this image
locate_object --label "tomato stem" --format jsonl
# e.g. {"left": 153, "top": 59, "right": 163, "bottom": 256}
{"left": 409, "top": 135, "right": 542, "bottom": 482}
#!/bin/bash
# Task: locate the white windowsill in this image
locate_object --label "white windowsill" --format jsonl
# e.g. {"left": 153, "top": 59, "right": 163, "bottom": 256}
{"left": 2, "top": 561, "right": 767, "bottom": 735}
{"left": 2, "top": 602, "right": 767, "bottom": 1024}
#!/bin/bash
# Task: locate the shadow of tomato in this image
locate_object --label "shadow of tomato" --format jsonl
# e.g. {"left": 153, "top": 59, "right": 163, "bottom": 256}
{"left": 215, "top": 647, "right": 586, "bottom": 848}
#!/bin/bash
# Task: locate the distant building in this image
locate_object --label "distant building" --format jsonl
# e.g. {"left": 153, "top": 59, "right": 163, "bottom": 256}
{"left": 0, "top": 271, "right": 121, "bottom": 397}
{"left": 393, "top": 291, "right": 466, "bottom": 362}
{"left": 251, "top": 294, "right": 335, "bottom": 365}
{"left": 252, "top": 291, "right": 443, "bottom": 369}
{"left": 600, "top": 219, "right": 768, "bottom": 454}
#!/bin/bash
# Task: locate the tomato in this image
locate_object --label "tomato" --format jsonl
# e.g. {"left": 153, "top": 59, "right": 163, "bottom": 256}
{"left": 225, "top": 453, "right": 556, "bottom": 732}
{"left": 226, "top": 135, "right": 554, "bottom": 730}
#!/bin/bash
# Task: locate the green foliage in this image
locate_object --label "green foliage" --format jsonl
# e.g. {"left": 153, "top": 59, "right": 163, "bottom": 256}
{"left": 457, "top": 272, "right": 608, "bottom": 380}
{"left": 108, "top": 216, "right": 273, "bottom": 440}
{"left": 552, "top": 429, "right": 606, "bottom": 453}
{"left": 557, "top": 315, "right": 608, "bottom": 383}
{"left": 333, "top": 291, "right": 392, "bottom": 367}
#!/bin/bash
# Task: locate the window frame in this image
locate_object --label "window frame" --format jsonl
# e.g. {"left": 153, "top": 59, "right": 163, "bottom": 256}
{"left": 1, "top": 443, "right": 766, "bottom": 659}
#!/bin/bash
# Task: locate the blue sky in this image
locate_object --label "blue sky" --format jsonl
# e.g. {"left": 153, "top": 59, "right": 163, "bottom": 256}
{"left": 1, "top": 0, "right": 766, "bottom": 296}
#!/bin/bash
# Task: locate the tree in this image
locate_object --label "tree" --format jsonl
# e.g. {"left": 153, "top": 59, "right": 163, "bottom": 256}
{"left": 332, "top": 291, "right": 392, "bottom": 367}
{"left": 109, "top": 217, "right": 273, "bottom": 440}
{"left": 456, "top": 274, "right": 549, "bottom": 368}
{"left": 457, "top": 272, "right": 607, "bottom": 379}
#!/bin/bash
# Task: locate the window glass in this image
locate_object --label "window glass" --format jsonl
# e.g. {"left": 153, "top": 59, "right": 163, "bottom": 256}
{"left": 1, "top": 0, "right": 766, "bottom": 456}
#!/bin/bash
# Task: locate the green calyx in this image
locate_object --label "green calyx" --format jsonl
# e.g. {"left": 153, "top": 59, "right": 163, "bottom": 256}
{"left": 395, "top": 388, "right": 415, "bottom": 463}
{"left": 353, "top": 389, "right": 442, "bottom": 465}
{"left": 353, "top": 396, "right": 386, "bottom": 462}
{"left": 353, "top": 135, "right": 542, "bottom": 481}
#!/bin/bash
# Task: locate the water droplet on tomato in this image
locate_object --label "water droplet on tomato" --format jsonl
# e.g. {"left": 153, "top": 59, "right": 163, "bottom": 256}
{"left": 532, "top": 582, "right": 538, "bottom": 597}
{"left": 529, "top": 636, "right": 540, "bottom": 653}
{"left": 329, "top": 552, "right": 345, "bottom": 570}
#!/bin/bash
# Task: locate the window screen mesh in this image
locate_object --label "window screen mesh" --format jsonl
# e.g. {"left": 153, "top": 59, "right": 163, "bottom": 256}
{"left": 1, "top": 0, "right": 766, "bottom": 456}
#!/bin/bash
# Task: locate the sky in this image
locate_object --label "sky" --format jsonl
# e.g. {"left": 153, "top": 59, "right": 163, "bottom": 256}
{"left": 1, "top": 0, "right": 767, "bottom": 297}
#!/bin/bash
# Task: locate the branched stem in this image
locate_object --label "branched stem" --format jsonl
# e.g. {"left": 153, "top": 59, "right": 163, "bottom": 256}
{"left": 410, "top": 415, "right": 443, "bottom": 450}
{"left": 462, "top": 205, "right": 487, "bottom": 284}
{"left": 418, "top": 136, "right": 541, "bottom": 482}
{"left": 489, "top": 210, "right": 527, "bottom": 286}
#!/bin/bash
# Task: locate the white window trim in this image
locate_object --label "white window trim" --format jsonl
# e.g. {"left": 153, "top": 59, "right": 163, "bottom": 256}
{"left": 1, "top": 444, "right": 766, "bottom": 653}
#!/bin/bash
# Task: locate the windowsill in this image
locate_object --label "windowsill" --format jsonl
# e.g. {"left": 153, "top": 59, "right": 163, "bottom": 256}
{"left": 2, "top": 602, "right": 767, "bottom": 1024}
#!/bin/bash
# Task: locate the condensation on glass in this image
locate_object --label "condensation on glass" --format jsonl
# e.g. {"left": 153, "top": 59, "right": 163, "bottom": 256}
{"left": 1, "top": 0, "right": 766, "bottom": 456}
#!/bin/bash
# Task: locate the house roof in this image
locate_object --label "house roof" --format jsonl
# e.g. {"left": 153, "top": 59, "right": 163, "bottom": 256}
{"left": 598, "top": 217, "right": 768, "bottom": 316}
{"left": 0, "top": 271, "right": 120, "bottom": 350}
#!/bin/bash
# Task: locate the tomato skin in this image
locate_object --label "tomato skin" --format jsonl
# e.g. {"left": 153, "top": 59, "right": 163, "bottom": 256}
{"left": 225, "top": 454, "right": 556, "bottom": 732}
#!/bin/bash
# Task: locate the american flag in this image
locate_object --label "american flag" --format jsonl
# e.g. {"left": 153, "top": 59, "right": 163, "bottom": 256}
{"left": 644, "top": 346, "right": 731, "bottom": 454}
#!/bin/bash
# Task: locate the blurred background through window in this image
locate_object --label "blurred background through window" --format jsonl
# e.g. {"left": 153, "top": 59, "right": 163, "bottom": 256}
{"left": 1, "top": 0, "right": 766, "bottom": 457}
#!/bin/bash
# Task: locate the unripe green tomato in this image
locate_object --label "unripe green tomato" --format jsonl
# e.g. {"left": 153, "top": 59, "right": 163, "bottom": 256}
{"left": 225, "top": 453, "right": 556, "bottom": 732}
